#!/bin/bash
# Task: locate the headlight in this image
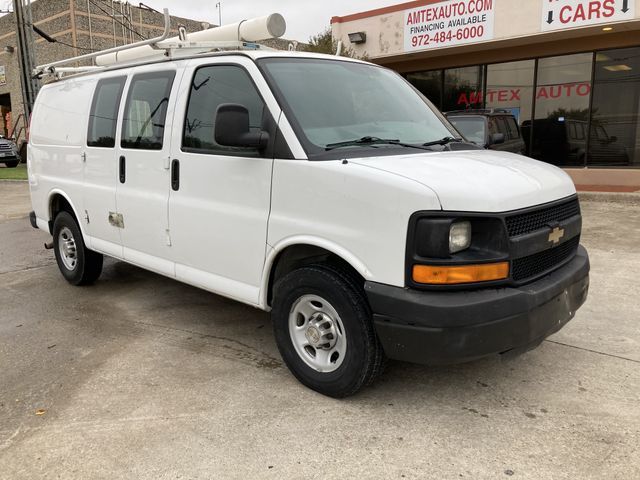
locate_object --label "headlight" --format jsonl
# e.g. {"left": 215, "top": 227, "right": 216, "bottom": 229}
{"left": 449, "top": 221, "right": 471, "bottom": 254}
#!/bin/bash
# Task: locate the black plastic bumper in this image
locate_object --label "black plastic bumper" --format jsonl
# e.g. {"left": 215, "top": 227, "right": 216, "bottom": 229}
{"left": 366, "top": 245, "right": 590, "bottom": 365}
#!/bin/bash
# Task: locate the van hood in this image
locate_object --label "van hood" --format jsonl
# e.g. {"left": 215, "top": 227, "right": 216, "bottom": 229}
{"left": 349, "top": 150, "right": 576, "bottom": 212}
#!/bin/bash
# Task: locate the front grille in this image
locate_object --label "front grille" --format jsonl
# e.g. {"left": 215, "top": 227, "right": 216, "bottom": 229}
{"left": 0, "top": 144, "right": 11, "bottom": 151}
{"left": 512, "top": 236, "right": 580, "bottom": 282}
{"left": 505, "top": 198, "right": 580, "bottom": 237}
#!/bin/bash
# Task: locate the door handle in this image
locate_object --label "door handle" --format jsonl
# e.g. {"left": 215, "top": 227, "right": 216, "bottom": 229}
{"left": 119, "top": 155, "right": 126, "bottom": 184}
{"left": 171, "top": 159, "right": 180, "bottom": 191}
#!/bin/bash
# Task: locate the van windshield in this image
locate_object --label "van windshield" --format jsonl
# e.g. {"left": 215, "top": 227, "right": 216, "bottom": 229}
{"left": 258, "top": 58, "right": 456, "bottom": 158}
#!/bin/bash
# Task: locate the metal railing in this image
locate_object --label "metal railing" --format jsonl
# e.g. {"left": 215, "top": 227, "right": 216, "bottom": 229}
{"left": 8, "top": 112, "right": 26, "bottom": 145}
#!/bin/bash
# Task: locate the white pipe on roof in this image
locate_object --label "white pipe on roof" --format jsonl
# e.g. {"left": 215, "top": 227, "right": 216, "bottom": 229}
{"left": 95, "top": 13, "right": 286, "bottom": 66}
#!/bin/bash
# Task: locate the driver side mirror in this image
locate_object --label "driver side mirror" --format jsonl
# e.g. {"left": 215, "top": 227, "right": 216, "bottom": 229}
{"left": 489, "top": 133, "right": 505, "bottom": 146}
{"left": 214, "top": 103, "right": 269, "bottom": 150}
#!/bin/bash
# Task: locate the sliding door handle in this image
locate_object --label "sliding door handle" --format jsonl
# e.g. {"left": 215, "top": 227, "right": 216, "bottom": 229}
{"left": 171, "top": 159, "right": 180, "bottom": 191}
{"left": 119, "top": 156, "right": 126, "bottom": 184}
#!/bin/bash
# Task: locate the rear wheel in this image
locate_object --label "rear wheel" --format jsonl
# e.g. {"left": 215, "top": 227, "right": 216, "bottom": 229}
{"left": 4, "top": 160, "right": 18, "bottom": 168}
{"left": 272, "top": 264, "right": 385, "bottom": 398}
{"left": 52, "top": 211, "right": 103, "bottom": 286}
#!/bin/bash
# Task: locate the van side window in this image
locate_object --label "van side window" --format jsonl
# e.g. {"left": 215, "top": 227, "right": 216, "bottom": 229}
{"left": 87, "top": 77, "right": 126, "bottom": 148}
{"left": 183, "top": 65, "right": 265, "bottom": 156}
{"left": 121, "top": 71, "right": 175, "bottom": 150}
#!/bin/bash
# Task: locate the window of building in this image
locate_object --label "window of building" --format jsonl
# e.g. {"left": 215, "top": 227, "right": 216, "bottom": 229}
{"left": 87, "top": 77, "right": 126, "bottom": 148}
{"left": 406, "top": 70, "right": 443, "bottom": 109}
{"left": 529, "top": 53, "right": 593, "bottom": 166}
{"left": 589, "top": 47, "right": 640, "bottom": 167}
{"left": 444, "top": 66, "right": 484, "bottom": 112}
{"left": 404, "top": 50, "right": 640, "bottom": 169}
{"left": 486, "top": 60, "right": 535, "bottom": 128}
{"left": 182, "top": 65, "right": 265, "bottom": 156}
{"left": 121, "top": 71, "right": 175, "bottom": 150}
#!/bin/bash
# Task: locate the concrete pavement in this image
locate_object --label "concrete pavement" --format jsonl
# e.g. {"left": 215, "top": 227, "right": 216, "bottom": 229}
{"left": 0, "top": 181, "right": 638, "bottom": 479}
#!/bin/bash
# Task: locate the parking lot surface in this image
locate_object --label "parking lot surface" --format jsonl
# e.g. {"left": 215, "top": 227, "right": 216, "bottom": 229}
{"left": 0, "top": 181, "right": 638, "bottom": 479}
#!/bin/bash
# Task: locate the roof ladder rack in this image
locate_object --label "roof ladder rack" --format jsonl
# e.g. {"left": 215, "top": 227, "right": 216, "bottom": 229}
{"left": 33, "top": 11, "right": 286, "bottom": 80}
{"left": 33, "top": 8, "right": 172, "bottom": 79}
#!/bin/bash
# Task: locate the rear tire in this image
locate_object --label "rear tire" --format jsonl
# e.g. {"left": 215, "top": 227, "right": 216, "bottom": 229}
{"left": 272, "top": 264, "right": 385, "bottom": 398}
{"left": 52, "top": 211, "right": 103, "bottom": 286}
{"left": 4, "top": 160, "right": 18, "bottom": 168}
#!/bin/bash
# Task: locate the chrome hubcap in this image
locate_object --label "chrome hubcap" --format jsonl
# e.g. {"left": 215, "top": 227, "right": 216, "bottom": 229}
{"left": 58, "top": 226, "right": 77, "bottom": 271}
{"left": 289, "top": 295, "right": 347, "bottom": 373}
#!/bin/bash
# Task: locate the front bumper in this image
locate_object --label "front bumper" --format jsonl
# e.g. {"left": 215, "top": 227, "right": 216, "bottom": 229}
{"left": 366, "top": 245, "right": 590, "bottom": 365}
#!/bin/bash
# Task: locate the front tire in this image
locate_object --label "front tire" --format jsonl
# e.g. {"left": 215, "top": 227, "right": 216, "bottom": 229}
{"left": 272, "top": 265, "right": 385, "bottom": 398}
{"left": 4, "top": 160, "right": 18, "bottom": 168}
{"left": 52, "top": 211, "right": 103, "bottom": 286}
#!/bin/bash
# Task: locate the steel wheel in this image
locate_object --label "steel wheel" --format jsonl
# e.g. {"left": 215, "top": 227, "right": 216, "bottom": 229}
{"left": 58, "top": 226, "right": 77, "bottom": 271}
{"left": 288, "top": 294, "right": 347, "bottom": 373}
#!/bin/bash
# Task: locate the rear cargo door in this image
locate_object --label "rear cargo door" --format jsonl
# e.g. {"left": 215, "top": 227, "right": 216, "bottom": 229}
{"left": 83, "top": 74, "right": 127, "bottom": 258}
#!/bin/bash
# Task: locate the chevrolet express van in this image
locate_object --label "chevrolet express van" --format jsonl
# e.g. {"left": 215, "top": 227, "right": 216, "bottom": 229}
{"left": 28, "top": 51, "right": 590, "bottom": 397}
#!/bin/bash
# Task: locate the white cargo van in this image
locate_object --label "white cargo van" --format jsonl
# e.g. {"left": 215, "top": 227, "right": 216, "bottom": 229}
{"left": 28, "top": 35, "right": 589, "bottom": 397}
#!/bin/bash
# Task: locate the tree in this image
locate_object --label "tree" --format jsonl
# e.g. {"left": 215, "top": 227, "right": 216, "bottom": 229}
{"left": 547, "top": 107, "right": 592, "bottom": 121}
{"left": 304, "top": 28, "right": 368, "bottom": 60}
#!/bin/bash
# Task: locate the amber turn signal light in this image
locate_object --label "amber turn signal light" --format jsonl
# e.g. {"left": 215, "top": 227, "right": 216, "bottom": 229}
{"left": 412, "top": 262, "right": 509, "bottom": 285}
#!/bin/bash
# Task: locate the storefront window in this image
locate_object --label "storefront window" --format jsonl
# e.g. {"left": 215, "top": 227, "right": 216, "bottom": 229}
{"left": 406, "top": 70, "right": 443, "bottom": 109}
{"left": 527, "top": 53, "right": 593, "bottom": 166}
{"left": 589, "top": 47, "right": 640, "bottom": 167}
{"left": 443, "top": 66, "right": 484, "bottom": 112}
{"left": 486, "top": 60, "right": 535, "bottom": 127}
{"left": 405, "top": 50, "right": 640, "bottom": 169}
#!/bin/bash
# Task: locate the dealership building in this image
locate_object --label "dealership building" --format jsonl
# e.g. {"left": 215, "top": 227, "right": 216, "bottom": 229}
{"left": 332, "top": 0, "right": 640, "bottom": 187}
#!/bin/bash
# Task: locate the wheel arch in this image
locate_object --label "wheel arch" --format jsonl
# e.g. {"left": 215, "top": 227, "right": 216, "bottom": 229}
{"left": 260, "top": 237, "right": 372, "bottom": 309}
{"left": 47, "top": 189, "right": 85, "bottom": 236}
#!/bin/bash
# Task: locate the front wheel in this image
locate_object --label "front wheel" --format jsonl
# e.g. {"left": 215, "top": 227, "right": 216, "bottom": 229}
{"left": 272, "top": 265, "right": 385, "bottom": 398}
{"left": 4, "top": 160, "right": 18, "bottom": 168}
{"left": 52, "top": 211, "right": 103, "bottom": 286}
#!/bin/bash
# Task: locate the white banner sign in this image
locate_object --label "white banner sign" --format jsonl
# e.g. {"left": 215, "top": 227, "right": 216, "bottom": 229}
{"left": 541, "top": 0, "right": 634, "bottom": 32}
{"left": 404, "top": 0, "right": 495, "bottom": 52}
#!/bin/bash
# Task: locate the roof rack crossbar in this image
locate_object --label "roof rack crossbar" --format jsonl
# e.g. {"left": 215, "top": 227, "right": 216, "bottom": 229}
{"left": 33, "top": 8, "right": 171, "bottom": 77}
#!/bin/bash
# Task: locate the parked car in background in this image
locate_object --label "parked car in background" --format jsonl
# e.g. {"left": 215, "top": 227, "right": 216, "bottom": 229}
{"left": 0, "top": 135, "right": 21, "bottom": 168}
{"left": 521, "top": 118, "right": 629, "bottom": 167}
{"left": 445, "top": 109, "right": 526, "bottom": 155}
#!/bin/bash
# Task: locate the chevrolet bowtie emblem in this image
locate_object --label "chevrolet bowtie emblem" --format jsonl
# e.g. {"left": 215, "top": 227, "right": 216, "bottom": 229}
{"left": 548, "top": 227, "right": 565, "bottom": 245}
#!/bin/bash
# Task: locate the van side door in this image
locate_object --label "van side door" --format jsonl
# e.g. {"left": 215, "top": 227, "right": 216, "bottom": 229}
{"left": 168, "top": 57, "right": 279, "bottom": 305}
{"left": 115, "top": 66, "right": 181, "bottom": 276}
{"left": 83, "top": 75, "right": 127, "bottom": 258}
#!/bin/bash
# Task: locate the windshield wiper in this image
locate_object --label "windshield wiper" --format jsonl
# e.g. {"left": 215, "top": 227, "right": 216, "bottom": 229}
{"left": 422, "top": 136, "right": 463, "bottom": 147}
{"left": 325, "top": 136, "right": 430, "bottom": 151}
